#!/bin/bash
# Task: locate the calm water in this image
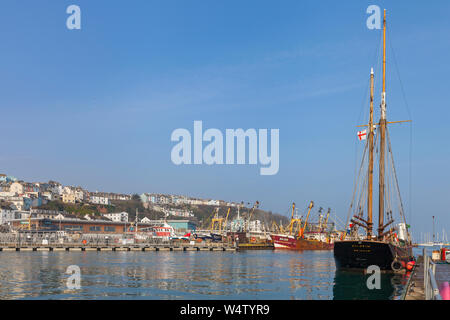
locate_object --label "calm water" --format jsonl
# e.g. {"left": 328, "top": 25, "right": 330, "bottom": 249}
{"left": 0, "top": 250, "right": 410, "bottom": 300}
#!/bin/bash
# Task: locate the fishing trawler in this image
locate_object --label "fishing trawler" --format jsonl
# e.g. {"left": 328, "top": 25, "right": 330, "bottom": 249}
{"left": 270, "top": 201, "right": 336, "bottom": 250}
{"left": 333, "top": 10, "right": 414, "bottom": 271}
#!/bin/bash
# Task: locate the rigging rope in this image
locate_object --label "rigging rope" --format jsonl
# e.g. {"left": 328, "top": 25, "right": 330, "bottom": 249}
{"left": 386, "top": 127, "right": 410, "bottom": 241}
{"left": 387, "top": 26, "right": 413, "bottom": 229}
{"left": 346, "top": 138, "right": 369, "bottom": 230}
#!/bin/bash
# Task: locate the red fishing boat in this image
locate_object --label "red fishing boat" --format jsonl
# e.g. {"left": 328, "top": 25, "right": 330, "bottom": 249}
{"left": 270, "top": 201, "right": 336, "bottom": 250}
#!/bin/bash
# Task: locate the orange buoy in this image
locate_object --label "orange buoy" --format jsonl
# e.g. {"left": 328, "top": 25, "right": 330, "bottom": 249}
{"left": 406, "top": 261, "right": 415, "bottom": 271}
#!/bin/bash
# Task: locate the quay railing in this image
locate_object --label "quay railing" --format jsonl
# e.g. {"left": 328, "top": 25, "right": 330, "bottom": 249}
{"left": 423, "top": 248, "right": 442, "bottom": 300}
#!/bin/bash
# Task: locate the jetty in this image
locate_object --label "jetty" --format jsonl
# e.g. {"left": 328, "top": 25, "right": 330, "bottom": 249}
{"left": 238, "top": 242, "right": 274, "bottom": 250}
{"left": 403, "top": 248, "right": 449, "bottom": 300}
{"left": 0, "top": 243, "right": 237, "bottom": 252}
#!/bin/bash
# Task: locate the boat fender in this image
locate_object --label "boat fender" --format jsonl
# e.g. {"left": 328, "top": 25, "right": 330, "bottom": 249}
{"left": 406, "top": 261, "right": 415, "bottom": 271}
{"left": 391, "top": 260, "right": 403, "bottom": 272}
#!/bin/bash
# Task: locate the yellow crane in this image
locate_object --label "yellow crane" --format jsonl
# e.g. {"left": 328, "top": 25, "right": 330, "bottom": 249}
{"left": 210, "top": 208, "right": 224, "bottom": 232}
{"left": 287, "top": 202, "right": 302, "bottom": 236}
{"left": 223, "top": 207, "right": 231, "bottom": 232}
{"left": 299, "top": 201, "right": 314, "bottom": 238}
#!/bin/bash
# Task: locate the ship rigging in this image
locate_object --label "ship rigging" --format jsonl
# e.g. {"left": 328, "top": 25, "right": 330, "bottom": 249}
{"left": 333, "top": 9, "right": 414, "bottom": 271}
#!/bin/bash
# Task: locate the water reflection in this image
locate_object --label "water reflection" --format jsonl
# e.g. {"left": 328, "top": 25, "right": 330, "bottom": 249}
{"left": 0, "top": 251, "right": 408, "bottom": 300}
{"left": 333, "top": 270, "right": 410, "bottom": 300}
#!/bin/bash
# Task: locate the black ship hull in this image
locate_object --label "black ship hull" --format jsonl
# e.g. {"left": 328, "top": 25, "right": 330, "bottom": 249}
{"left": 333, "top": 240, "right": 413, "bottom": 271}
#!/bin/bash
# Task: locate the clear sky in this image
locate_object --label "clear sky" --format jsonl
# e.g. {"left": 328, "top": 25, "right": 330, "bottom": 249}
{"left": 1, "top": 0, "right": 449, "bottom": 240}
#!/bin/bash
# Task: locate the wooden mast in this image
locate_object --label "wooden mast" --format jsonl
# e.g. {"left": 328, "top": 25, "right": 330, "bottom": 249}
{"left": 367, "top": 67, "right": 374, "bottom": 239}
{"left": 378, "top": 9, "right": 387, "bottom": 238}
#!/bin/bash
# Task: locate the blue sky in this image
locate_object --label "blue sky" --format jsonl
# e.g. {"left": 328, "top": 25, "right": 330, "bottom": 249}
{"left": 1, "top": 0, "right": 449, "bottom": 240}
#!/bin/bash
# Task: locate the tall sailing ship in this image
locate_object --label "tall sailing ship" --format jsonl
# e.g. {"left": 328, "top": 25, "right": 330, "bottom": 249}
{"left": 333, "top": 10, "right": 414, "bottom": 271}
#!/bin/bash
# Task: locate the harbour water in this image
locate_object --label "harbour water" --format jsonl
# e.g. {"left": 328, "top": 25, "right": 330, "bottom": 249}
{"left": 0, "top": 250, "right": 411, "bottom": 300}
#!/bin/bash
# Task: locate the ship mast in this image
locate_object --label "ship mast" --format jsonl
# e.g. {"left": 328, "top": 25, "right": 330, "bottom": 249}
{"left": 367, "top": 67, "right": 374, "bottom": 239}
{"left": 290, "top": 202, "right": 296, "bottom": 221}
{"left": 378, "top": 9, "right": 387, "bottom": 238}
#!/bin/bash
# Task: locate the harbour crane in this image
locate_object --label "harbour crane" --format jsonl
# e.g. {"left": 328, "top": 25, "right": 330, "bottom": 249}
{"left": 210, "top": 208, "right": 223, "bottom": 232}
{"left": 223, "top": 207, "right": 231, "bottom": 232}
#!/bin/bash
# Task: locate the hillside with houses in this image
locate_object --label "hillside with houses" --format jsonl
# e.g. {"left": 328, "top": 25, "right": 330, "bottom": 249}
{"left": 0, "top": 173, "right": 288, "bottom": 230}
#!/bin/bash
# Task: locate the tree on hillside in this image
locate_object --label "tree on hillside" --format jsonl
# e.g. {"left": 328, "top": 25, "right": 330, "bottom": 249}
{"left": 131, "top": 194, "right": 141, "bottom": 201}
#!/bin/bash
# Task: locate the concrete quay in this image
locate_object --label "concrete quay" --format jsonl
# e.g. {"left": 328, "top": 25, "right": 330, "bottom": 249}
{"left": 0, "top": 244, "right": 237, "bottom": 252}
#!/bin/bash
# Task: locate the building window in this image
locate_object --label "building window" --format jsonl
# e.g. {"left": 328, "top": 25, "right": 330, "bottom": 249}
{"left": 104, "top": 226, "right": 115, "bottom": 232}
{"left": 64, "top": 225, "right": 83, "bottom": 231}
{"left": 89, "top": 226, "right": 101, "bottom": 232}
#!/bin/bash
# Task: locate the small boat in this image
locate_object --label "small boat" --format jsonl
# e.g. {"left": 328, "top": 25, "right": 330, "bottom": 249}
{"left": 193, "top": 232, "right": 222, "bottom": 242}
{"left": 151, "top": 222, "right": 176, "bottom": 241}
{"left": 170, "top": 232, "right": 192, "bottom": 241}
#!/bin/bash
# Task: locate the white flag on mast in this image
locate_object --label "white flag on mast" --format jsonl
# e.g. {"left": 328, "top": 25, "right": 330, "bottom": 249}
{"left": 357, "top": 130, "right": 367, "bottom": 141}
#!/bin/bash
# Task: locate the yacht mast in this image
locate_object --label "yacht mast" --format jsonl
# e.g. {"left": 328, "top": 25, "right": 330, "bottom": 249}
{"left": 367, "top": 67, "right": 374, "bottom": 239}
{"left": 378, "top": 9, "right": 387, "bottom": 238}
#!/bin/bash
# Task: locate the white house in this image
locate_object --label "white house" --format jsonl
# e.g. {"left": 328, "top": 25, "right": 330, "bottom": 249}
{"left": 103, "top": 212, "right": 128, "bottom": 222}
{"left": 1, "top": 210, "right": 29, "bottom": 224}
{"left": 0, "top": 209, "right": 15, "bottom": 225}
{"left": 140, "top": 217, "right": 151, "bottom": 223}
{"left": 9, "top": 182, "right": 23, "bottom": 195}
{"left": 248, "top": 220, "right": 262, "bottom": 232}
{"left": 90, "top": 196, "right": 110, "bottom": 205}
{"left": 207, "top": 199, "right": 220, "bottom": 206}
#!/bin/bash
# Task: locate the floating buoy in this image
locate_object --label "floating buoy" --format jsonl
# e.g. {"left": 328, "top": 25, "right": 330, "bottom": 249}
{"left": 406, "top": 261, "right": 415, "bottom": 271}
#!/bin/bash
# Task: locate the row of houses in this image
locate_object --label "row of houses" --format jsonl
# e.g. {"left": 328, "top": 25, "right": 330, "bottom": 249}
{"left": 0, "top": 176, "right": 132, "bottom": 210}
{"left": 1, "top": 208, "right": 131, "bottom": 224}
{"left": 1, "top": 174, "right": 244, "bottom": 213}
{"left": 140, "top": 193, "right": 241, "bottom": 208}
{"left": 149, "top": 205, "right": 194, "bottom": 218}
{"left": 1, "top": 208, "right": 196, "bottom": 234}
